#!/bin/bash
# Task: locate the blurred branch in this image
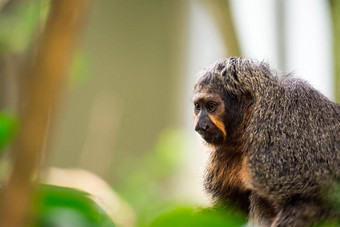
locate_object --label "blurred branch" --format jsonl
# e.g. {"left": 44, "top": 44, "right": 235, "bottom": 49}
{"left": 0, "top": 0, "right": 90, "bottom": 226}
{"left": 330, "top": 0, "right": 340, "bottom": 103}
{"left": 200, "top": 0, "right": 241, "bottom": 57}
{"left": 0, "top": 0, "right": 29, "bottom": 12}
{"left": 0, "top": 0, "right": 10, "bottom": 11}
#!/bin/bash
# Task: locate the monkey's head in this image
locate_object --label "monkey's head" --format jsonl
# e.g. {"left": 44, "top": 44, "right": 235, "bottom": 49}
{"left": 193, "top": 86, "right": 227, "bottom": 145}
{"left": 193, "top": 58, "right": 261, "bottom": 146}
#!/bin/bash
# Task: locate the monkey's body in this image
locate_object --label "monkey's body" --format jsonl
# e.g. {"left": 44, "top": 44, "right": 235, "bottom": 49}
{"left": 193, "top": 58, "right": 340, "bottom": 226}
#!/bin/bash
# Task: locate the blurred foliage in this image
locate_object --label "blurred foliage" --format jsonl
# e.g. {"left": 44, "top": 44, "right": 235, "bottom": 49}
{"left": 0, "top": 112, "right": 17, "bottom": 151}
{"left": 32, "top": 184, "right": 115, "bottom": 227}
{"left": 0, "top": 1, "right": 115, "bottom": 226}
{"left": 116, "top": 128, "right": 187, "bottom": 224}
{"left": 70, "top": 50, "right": 92, "bottom": 88}
{"left": 316, "top": 220, "right": 340, "bottom": 227}
{"left": 0, "top": 0, "right": 48, "bottom": 54}
{"left": 150, "top": 205, "right": 247, "bottom": 227}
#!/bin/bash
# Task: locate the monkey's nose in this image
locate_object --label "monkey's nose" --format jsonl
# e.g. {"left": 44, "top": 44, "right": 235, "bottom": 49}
{"left": 195, "top": 123, "right": 209, "bottom": 133}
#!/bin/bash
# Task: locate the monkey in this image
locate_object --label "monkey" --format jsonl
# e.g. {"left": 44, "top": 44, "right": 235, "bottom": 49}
{"left": 193, "top": 57, "right": 340, "bottom": 227}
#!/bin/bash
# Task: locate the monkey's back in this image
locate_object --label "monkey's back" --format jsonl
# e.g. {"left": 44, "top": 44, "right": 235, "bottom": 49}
{"left": 247, "top": 77, "right": 340, "bottom": 201}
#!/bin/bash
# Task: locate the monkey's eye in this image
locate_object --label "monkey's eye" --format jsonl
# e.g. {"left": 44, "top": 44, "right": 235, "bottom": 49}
{"left": 207, "top": 102, "right": 217, "bottom": 112}
{"left": 194, "top": 103, "right": 201, "bottom": 111}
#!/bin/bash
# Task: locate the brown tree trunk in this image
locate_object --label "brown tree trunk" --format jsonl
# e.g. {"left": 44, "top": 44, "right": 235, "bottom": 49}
{"left": 200, "top": 0, "right": 242, "bottom": 57}
{"left": 0, "top": 1, "right": 90, "bottom": 226}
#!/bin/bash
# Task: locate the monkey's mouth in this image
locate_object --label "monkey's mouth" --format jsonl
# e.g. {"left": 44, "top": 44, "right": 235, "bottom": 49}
{"left": 199, "top": 132, "right": 224, "bottom": 145}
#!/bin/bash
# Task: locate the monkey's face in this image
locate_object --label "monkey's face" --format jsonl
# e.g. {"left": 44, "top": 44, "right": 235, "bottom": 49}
{"left": 193, "top": 90, "right": 227, "bottom": 145}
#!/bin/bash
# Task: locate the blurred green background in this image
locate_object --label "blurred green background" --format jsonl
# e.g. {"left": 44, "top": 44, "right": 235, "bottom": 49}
{"left": 0, "top": 0, "right": 339, "bottom": 226}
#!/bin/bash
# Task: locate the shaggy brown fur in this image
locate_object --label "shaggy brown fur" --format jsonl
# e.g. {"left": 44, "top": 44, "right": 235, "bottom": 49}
{"left": 193, "top": 57, "right": 340, "bottom": 226}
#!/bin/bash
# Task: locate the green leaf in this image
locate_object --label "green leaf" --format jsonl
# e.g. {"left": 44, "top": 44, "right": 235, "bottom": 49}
{"left": 32, "top": 184, "right": 115, "bottom": 227}
{"left": 150, "top": 206, "right": 247, "bottom": 227}
{"left": 0, "top": 113, "right": 17, "bottom": 151}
